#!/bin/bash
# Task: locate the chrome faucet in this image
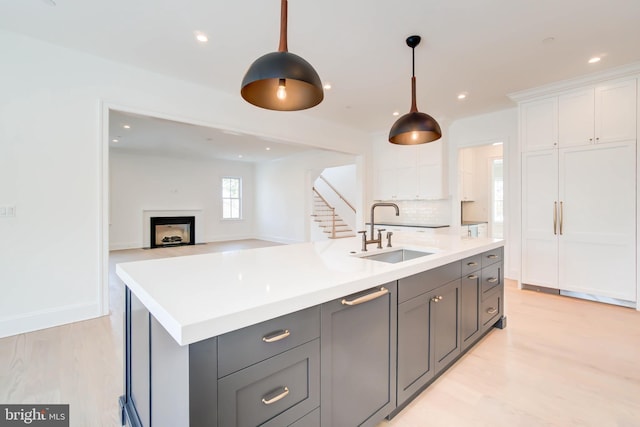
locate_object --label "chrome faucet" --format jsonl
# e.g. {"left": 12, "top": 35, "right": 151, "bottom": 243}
{"left": 359, "top": 202, "right": 400, "bottom": 251}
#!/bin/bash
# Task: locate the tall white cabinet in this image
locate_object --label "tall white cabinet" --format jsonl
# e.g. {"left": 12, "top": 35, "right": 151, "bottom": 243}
{"left": 519, "top": 76, "right": 637, "bottom": 304}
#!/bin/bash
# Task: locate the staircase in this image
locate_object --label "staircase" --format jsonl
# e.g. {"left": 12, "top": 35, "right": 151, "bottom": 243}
{"left": 312, "top": 193, "right": 356, "bottom": 239}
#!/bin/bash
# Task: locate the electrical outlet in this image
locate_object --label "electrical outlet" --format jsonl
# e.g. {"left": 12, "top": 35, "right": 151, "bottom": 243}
{"left": 0, "top": 205, "right": 16, "bottom": 217}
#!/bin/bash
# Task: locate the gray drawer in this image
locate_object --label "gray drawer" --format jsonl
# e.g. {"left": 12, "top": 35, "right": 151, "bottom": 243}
{"left": 289, "top": 408, "right": 320, "bottom": 427}
{"left": 461, "top": 254, "right": 482, "bottom": 276}
{"left": 218, "top": 339, "right": 320, "bottom": 427}
{"left": 481, "top": 247, "right": 503, "bottom": 268}
{"left": 399, "top": 261, "right": 461, "bottom": 303}
{"left": 481, "top": 287, "right": 503, "bottom": 329}
{"left": 218, "top": 306, "right": 320, "bottom": 377}
{"left": 480, "top": 263, "right": 502, "bottom": 298}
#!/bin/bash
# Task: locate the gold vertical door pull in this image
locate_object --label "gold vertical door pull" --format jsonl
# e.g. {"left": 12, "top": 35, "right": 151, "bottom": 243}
{"left": 553, "top": 201, "right": 557, "bottom": 235}
{"left": 559, "top": 201, "right": 564, "bottom": 235}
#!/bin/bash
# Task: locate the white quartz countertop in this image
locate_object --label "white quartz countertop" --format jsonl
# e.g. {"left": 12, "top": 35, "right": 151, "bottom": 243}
{"left": 116, "top": 234, "right": 504, "bottom": 346}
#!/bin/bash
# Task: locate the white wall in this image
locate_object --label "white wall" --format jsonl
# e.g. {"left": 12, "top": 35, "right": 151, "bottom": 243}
{"left": 255, "top": 150, "right": 358, "bottom": 244}
{"left": 0, "top": 30, "right": 368, "bottom": 338}
{"left": 109, "top": 150, "right": 255, "bottom": 249}
{"left": 448, "top": 108, "right": 519, "bottom": 279}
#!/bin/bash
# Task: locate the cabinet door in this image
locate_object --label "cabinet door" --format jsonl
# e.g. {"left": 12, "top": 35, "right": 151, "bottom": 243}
{"left": 558, "top": 88, "right": 594, "bottom": 147}
{"left": 397, "top": 293, "right": 433, "bottom": 405}
{"left": 521, "top": 97, "right": 558, "bottom": 151}
{"left": 431, "top": 280, "right": 461, "bottom": 374}
{"left": 417, "top": 141, "right": 444, "bottom": 199}
{"left": 375, "top": 167, "right": 397, "bottom": 200}
{"left": 595, "top": 79, "right": 637, "bottom": 144}
{"left": 521, "top": 150, "right": 559, "bottom": 288}
{"left": 558, "top": 142, "right": 636, "bottom": 301}
{"left": 320, "top": 283, "right": 397, "bottom": 427}
{"left": 460, "top": 273, "right": 481, "bottom": 351}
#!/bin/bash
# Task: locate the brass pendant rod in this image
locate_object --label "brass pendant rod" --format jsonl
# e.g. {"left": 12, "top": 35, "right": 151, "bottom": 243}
{"left": 410, "top": 76, "right": 418, "bottom": 113}
{"left": 278, "top": 0, "right": 288, "bottom": 52}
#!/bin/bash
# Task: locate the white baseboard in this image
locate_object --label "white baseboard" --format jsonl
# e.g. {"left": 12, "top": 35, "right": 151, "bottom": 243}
{"left": 0, "top": 302, "right": 103, "bottom": 339}
{"left": 110, "top": 241, "right": 142, "bottom": 251}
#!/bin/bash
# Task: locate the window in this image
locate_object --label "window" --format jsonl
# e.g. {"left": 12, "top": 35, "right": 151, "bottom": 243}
{"left": 221, "top": 177, "right": 242, "bottom": 219}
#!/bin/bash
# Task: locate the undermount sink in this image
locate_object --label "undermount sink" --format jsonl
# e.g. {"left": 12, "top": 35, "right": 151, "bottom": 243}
{"left": 360, "top": 249, "right": 433, "bottom": 264}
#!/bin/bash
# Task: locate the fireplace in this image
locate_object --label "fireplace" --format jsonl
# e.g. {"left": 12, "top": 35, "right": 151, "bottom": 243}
{"left": 150, "top": 216, "right": 196, "bottom": 248}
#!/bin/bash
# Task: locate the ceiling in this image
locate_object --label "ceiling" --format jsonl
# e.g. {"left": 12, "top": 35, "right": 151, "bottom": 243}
{"left": 3, "top": 0, "right": 640, "bottom": 159}
{"left": 108, "top": 110, "right": 316, "bottom": 162}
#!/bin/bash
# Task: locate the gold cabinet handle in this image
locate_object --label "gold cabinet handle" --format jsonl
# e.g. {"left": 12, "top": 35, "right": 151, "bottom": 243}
{"left": 261, "top": 386, "right": 289, "bottom": 405}
{"left": 553, "top": 201, "right": 558, "bottom": 235}
{"left": 559, "top": 201, "right": 564, "bottom": 235}
{"left": 487, "top": 277, "right": 498, "bottom": 283}
{"left": 466, "top": 261, "right": 478, "bottom": 267}
{"left": 341, "top": 287, "right": 388, "bottom": 306}
{"left": 487, "top": 254, "right": 498, "bottom": 259}
{"left": 486, "top": 307, "right": 498, "bottom": 315}
{"left": 467, "top": 274, "right": 478, "bottom": 280}
{"left": 262, "top": 329, "right": 290, "bottom": 343}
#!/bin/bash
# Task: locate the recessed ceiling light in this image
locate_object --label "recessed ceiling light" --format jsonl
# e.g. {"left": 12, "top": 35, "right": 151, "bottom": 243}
{"left": 588, "top": 56, "right": 601, "bottom": 64}
{"left": 238, "top": 154, "right": 243, "bottom": 158}
{"left": 112, "top": 139, "right": 119, "bottom": 143}
{"left": 265, "top": 147, "right": 271, "bottom": 151}
{"left": 195, "top": 32, "right": 208, "bottom": 43}
{"left": 457, "top": 92, "right": 468, "bottom": 100}
{"left": 323, "top": 83, "right": 332, "bottom": 90}
{"left": 392, "top": 111, "right": 400, "bottom": 116}
{"left": 492, "top": 142, "right": 503, "bottom": 146}
{"left": 123, "top": 125, "right": 130, "bottom": 129}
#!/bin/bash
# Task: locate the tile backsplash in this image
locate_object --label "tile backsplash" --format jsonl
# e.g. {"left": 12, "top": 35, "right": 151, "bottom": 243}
{"left": 373, "top": 199, "right": 451, "bottom": 225}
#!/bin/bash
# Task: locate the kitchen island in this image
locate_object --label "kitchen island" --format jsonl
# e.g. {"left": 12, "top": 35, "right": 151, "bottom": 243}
{"left": 117, "top": 233, "right": 505, "bottom": 427}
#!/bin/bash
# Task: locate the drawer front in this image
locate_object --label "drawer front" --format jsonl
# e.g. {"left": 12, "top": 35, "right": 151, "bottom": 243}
{"left": 218, "top": 306, "right": 320, "bottom": 377}
{"left": 461, "top": 254, "right": 482, "bottom": 276}
{"left": 481, "top": 287, "right": 503, "bottom": 329}
{"left": 480, "top": 263, "right": 502, "bottom": 298}
{"left": 481, "top": 247, "right": 503, "bottom": 268}
{"left": 399, "top": 261, "right": 461, "bottom": 303}
{"left": 218, "top": 340, "right": 320, "bottom": 427}
{"left": 289, "top": 408, "right": 320, "bottom": 427}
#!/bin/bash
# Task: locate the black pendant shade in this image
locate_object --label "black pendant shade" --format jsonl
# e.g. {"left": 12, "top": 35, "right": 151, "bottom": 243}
{"left": 389, "top": 35, "right": 441, "bottom": 145}
{"left": 241, "top": 0, "right": 324, "bottom": 111}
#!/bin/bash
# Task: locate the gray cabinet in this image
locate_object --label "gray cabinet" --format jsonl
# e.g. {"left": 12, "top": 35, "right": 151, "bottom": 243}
{"left": 397, "top": 267, "right": 461, "bottom": 404}
{"left": 321, "top": 283, "right": 397, "bottom": 427}
{"left": 460, "top": 255, "right": 482, "bottom": 351}
{"left": 431, "top": 280, "right": 461, "bottom": 373}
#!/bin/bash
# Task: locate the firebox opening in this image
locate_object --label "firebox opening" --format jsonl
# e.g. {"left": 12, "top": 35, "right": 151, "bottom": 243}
{"left": 150, "top": 216, "right": 196, "bottom": 248}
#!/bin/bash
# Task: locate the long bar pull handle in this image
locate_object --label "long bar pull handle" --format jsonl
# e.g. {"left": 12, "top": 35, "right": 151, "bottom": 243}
{"left": 262, "top": 329, "right": 290, "bottom": 343}
{"left": 553, "top": 201, "right": 558, "bottom": 235}
{"left": 261, "top": 386, "right": 289, "bottom": 405}
{"left": 341, "top": 287, "right": 388, "bottom": 306}
{"left": 559, "top": 201, "right": 564, "bottom": 235}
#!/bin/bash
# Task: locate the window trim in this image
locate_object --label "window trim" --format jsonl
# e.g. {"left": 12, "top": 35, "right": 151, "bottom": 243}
{"left": 221, "top": 176, "right": 243, "bottom": 220}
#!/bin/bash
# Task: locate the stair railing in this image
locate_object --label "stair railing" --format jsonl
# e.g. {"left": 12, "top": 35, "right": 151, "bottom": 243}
{"left": 312, "top": 187, "right": 336, "bottom": 239}
{"left": 319, "top": 175, "right": 356, "bottom": 213}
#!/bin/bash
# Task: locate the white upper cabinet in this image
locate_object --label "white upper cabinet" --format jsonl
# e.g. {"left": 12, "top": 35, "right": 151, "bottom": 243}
{"left": 373, "top": 136, "right": 444, "bottom": 200}
{"left": 522, "top": 78, "right": 637, "bottom": 152}
{"left": 521, "top": 97, "right": 558, "bottom": 151}
{"left": 595, "top": 79, "right": 637, "bottom": 144}
{"left": 558, "top": 89, "right": 595, "bottom": 147}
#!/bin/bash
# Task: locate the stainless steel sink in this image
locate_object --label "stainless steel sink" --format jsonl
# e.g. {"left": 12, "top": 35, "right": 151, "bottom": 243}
{"left": 360, "top": 249, "right": 433, "bottom": 264}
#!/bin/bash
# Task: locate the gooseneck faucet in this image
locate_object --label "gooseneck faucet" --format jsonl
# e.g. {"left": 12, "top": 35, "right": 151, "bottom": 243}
{"left": 359, "top": 203, "right": 400, "bottom": 251}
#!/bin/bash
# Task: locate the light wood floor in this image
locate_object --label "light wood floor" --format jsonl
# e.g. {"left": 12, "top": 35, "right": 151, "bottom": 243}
{"left": 1, "top": 241, "right": 639, "bottom": 427}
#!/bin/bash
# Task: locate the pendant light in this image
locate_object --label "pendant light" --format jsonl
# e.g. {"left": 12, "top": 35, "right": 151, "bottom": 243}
{"left": 389, "top": 35, "right": 442, "bottom": 145}
{"left": 241, "top": 0, "right": 324, "bottom": 111}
